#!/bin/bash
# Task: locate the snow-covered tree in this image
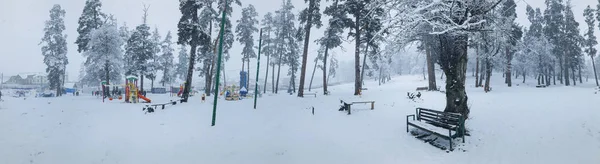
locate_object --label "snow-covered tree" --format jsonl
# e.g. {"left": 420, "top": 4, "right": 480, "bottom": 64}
{"left": 159, "top": 31, "right": 175, "bottom": 87}
{"left": 75, "top": 0, "right": 105, "bottom": 53}
{"left": 544, "top": 0, "right": 566, "bottom": 85}
{"left": 261, "top": 12, "right": 276, "bottom": 93}
{"left": 378, "top": 0, "right": 507, "bottom": 118}
{"left": 273, "top": 0, "right": 300, "bottom": 93}
{"left": 318, "top": 0, "right": 347, "bottom": 95}
{"left": 297, "top": 0, "right": 322, "bottom": 97}
{"left": 82, "top": 23, "right": 123, "bottom": 89}
{"left": 147, "top": 27, "right": 162, "bottom": 89}
{"left": 235, "top": 4, "right": 259, "bottom": 89}
{"left": 41, "top": 4, "right": 69, "bottom": 96}
{"left": 126, "top": 8, "right": 154, "bottom": 92}
{"left": 217, "top": 0, "right": 242, "bottom": 61}
{"left": 175, "top": 45, "right": 189, "bottom": 82}
{"left": 178, "top": 0, "right": 208, "bottom": 101}
{"left": 563, "top": 0, "right": 583, "bottom": 86}
{"left": 584, "top": 5, "right": 599, "bottom": 86}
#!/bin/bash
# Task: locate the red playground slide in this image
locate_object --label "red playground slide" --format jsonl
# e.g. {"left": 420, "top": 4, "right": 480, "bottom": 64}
{"left": 138, "top": 94, "right": 151, "bottom": 103}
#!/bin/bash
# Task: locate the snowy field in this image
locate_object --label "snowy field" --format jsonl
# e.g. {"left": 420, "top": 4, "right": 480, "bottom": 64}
{"left": 1, "top": 75, "right": 600, "bottom": 164}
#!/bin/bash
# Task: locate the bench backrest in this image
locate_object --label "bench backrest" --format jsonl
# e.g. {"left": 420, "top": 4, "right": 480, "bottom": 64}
{"left": 416, "top": 108, "right": 464, "bottom": 129}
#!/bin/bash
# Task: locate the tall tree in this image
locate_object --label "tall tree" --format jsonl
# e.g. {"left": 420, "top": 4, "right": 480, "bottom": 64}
{"left": 343, "top": 0, "right": 368, "bottom": 95}
{"left": 380, "top": 0, "right": 506, "bottom": 119}
{"left": 82, "top": 23, "right": 123, "bottom": 91}
{"left": 585, "top": 5, "right": 599, "bottom": 86}
{"left": 500, "top": 0, "right": 521, "bottom": 87}
{"left": 273, "top": 0, "right": 298, "bottom": 94}
{"left": 159, "top": 31, "right": 176, "bottom": 86}
{"left": 41, "top": 4, "right": 69, "bottom": 97}
{"left": 75, "top": 0, "right": 105, "bottom": 53}
{"left": 178, "top": 0, "right": 207, "bottom": 101}
{"left": 196, "top": 0, "right": 217, "bottom": 96}
{"left": 297, "top": 0, "right": 322, "bottom": 97}
{"left": 261, "top": 12, "right": 276, "bottom": 93}
{"left": 217, "top": 0, "right": 242, "bottom": 61}
{"left": 127, "top": 7, "right": 154, "bottom": 93}
{"left": 360, "top": 3, "right": 385, "bottom": 86}
{"left": 176, "top": 45, "right": 189, "bottom": 82}
{"left": 319, "top": 0, "right": 347, "bottom": 95}
{"left": 235, "top": 4, "right": 259, "bottom": 89}
{"left": 563, "top": 0, "right": 583, "bottom": 85}
{"left": 544, "top": 0, "right": 566, "bottom": 85}
{"left": 148, "top": 27, "right": 162, "bottom": 90}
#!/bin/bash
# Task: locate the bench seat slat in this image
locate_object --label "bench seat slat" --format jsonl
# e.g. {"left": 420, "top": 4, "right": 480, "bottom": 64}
{"left": 408, "top": 120, "right": 453, "bottom": 139}
{"left": 418, "top": 113, "right": 460, "bottom": 126}
{"left": 418, "top": 116, "right": 458, "bottom": 129}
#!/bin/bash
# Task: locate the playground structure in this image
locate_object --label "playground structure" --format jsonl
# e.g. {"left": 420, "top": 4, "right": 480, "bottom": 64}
{"left": 124, "top": 76, "right": 151, "bottom": 103}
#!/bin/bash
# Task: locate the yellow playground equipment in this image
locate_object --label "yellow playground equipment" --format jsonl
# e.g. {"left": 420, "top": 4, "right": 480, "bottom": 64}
{"left": 125, "top": 76, "right": 151, "bottom": 103}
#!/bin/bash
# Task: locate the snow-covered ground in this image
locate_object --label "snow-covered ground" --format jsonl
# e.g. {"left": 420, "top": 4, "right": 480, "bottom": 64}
{"left": 1, "top": 75, "right": 599, "bottom": 164}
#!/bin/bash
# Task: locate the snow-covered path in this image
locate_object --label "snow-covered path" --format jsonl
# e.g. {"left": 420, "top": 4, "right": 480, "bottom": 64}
{"left": 1, "top": 76, "right": 599, "bottom": 164}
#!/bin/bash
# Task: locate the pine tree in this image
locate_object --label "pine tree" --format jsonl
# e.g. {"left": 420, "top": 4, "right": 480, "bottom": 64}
{"left": 319, "top": 0, "right": 347, "bottom": 95}
{"left": 500, "top": 0, "right": 521, "bottom": 87}
{"left": 177, "top": 0, "right": 207, "bottom": 101}
{"left": 235, "top": 4, "right": 259, "bottom": 89}
{"left": 148, "top": 27, "right": 162, "bottom": 90}
{"left": 297, "top": 0, "right": 322, "bottom": 97}
{"left": 217, "top": 0, "right": 242, "bottom": 61}
{"left": 127, "top": 7, "right": 154, "bottom": 93}
{"left": 196, "top": 0, "right": 217, "bottom": 96}
{"left": 544, "top": 0, "right": 566, "bottom": 85}
{"left": 76, "top": 0, "right": 105, "bottom": 53}
{"left": 360, "top": 3, "right": 385, "bottom": 87}
{"left": 41, "top": 4, "right": 69, "bottom": 97}
{"left": 563, "top": 0, "right": 583, "bottom": 86}
{"left": 261, "top": 12, "right": 276, "bottom": 93}
{"left": 273, "top": 0, "right": 299, "bottom": 94}
{"left": 585, "top": 5, "right": 599, "bottom": 86}
{"left": 176, "top": 45, "right": 189, "bottom": 82}
{"left": 82, "top": 23, "right": 123, "bottom": 89}
{"left": 159, "top": 31, "right": 175, "bottom": 87}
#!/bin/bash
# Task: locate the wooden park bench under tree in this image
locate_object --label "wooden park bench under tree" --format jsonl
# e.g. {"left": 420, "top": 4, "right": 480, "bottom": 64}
{"left": 406, "top": 108, "right": 466, "bottom": 150}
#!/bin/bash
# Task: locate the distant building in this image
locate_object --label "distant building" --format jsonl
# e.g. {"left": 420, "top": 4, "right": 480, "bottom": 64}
{"left": 3, "top": 73, "right": 49, "bottom": 88}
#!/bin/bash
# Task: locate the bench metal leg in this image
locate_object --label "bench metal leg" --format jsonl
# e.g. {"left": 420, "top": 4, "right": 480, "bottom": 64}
{"left": 449, "top": 129, "right": 453, "bottom": 151}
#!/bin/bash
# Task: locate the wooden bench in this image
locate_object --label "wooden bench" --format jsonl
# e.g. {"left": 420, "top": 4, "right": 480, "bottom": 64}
{"left": 339, "top": 100, "right": 375, "bottom": 115}
{"left": 406, "top": 108, "right": 465, "bottom": 150}
{"left": 303, "top": 92, "right": 317, "bottom": 97}
{"left": 416, "top": 87, "right": 429, "bottom": 91}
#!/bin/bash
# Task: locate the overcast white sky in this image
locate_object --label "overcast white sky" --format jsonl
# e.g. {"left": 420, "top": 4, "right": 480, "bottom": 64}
{"left": 0, "top": 0, "right": 596, "bottom": 81}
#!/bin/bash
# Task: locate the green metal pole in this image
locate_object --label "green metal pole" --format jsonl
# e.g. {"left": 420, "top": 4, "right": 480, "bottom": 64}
{"left": 212, "top": 0, "right": 228, "bottom": 126}
{"left": 254, "top": 28, "right": 263, "bottom": 109}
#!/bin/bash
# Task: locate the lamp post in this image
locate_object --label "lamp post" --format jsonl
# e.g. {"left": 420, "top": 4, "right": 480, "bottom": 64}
{"left": 253, "top": 28, "right": 264, "bottom": 109}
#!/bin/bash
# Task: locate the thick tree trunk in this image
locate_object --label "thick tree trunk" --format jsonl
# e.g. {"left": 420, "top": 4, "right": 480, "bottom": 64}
{"left": 475, "top": 45, "right": 480, "bottom": 87}
{"left": 546, "top": 68, "right": 550, "bottom": 86}
{"left": 353, "top": 13, "right": 361, "bottom": 95}
{"left": 438, "top": 34, "right": 469, "bottom": 118}
{"left": 140, "top": 74, "right": 145, "bottom": 94}
{"left": 297, "top": 0, "right": 316, "bottom": 97}
{"left": 578, "top": 65, "right": 582, "bottom": 84}
{"left": 361, "top": 42, "right": 369, "bottom": 85}
{"left": 592, "top": 56, "right": 599, "bottom": 86}
{"left": 562, "top": 57, "right": 570, "bottom": 86}
{"left": 552, "top": 63, "right": 556, "bottom": 85}
{"left": 572, "top": 66, "right": 577, "bottom": 86}
{"left": 182, "top": 43, "right": 197, "bottom": 101}
{"left": 426, "top": 46, "right": 437, "bottom": 90}
{"left": 505, "top": 46, "right": 512, "bottom": 87}
{"left": 105, "top": 62, "right": 111, "bottom": 97}
{"left": 484, "top": 58, "right": 492, "bottom": 92}
{"left": 308, "top": 58, "right": 318, "bottom": 91}
{"left": 322, "top": 48, "right": 329, "bottom": 95}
